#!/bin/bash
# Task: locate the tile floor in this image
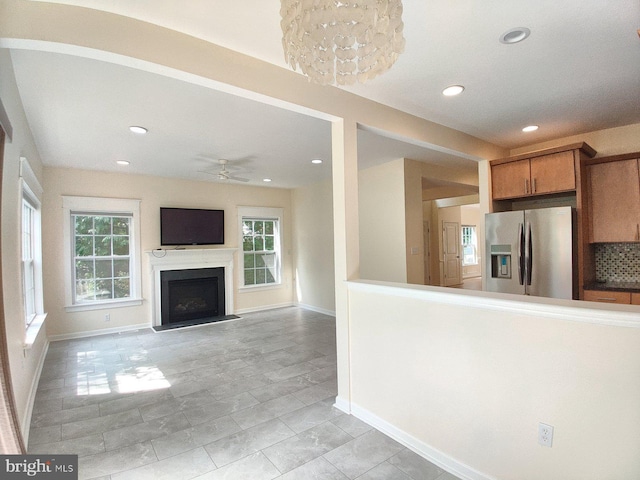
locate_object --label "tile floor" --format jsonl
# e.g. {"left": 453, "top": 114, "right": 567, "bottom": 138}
{"left": 28, "top": 307, "right": 461, "bottom": 480}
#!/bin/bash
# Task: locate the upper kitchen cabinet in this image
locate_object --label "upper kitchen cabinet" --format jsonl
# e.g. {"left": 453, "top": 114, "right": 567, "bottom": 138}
{"left": 587, "top": 154, "right": 640, "bottom": 243}
{"left": 490, "top": 143, "right": 597, "bottom": 201}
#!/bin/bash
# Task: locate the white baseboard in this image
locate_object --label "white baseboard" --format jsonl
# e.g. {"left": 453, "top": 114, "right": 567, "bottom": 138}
{"left": 296, "top": 302, "right": 336, "bottom": 317}
{"left": 333, "top": 395, "right": 351, "bottom": 414}
{"left": 21, "top": 338, "right": 50, "bottom": 446}
{"left": 47, "top": 323, "right": 150, "bottom": 342}
{"left": 350, "top": 402, "right": 495, "bottom": 480}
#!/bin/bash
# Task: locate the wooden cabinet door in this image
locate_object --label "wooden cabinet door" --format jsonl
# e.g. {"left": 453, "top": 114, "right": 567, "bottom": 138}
{"left": 491, "top": 159, "right": 530, "bottom": 200}
{"left": 631, "top": 293, "right": 640, "bottom": 305}
{"left": 589, "top": 159, "right": 640, "bottom": 243}
{"left": 530, "top": 151, "right": 576, "bottom": 195}
{"left": 584, "top": 290, "right": 631, "bottom": 304}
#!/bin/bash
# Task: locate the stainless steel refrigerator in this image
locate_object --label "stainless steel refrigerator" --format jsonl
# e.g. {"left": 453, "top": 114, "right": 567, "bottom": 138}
{"left": 485, "top": 206, "right": 576, "bottom": 299}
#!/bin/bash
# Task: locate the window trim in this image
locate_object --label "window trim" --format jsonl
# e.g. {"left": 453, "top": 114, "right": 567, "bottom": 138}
{"left": 237, "top": 206, "right": 283, "bottom": 291}
{"left": 19, "top": 157, "right": 46, "bottom": 347}
{"left": 62, "top": 196, "right": 142, "bottom": 312}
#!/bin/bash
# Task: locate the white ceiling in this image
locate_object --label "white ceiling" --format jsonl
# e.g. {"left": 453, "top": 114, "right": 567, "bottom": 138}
{"left": 9, "top": 0, "right": 640, "bottom": 188}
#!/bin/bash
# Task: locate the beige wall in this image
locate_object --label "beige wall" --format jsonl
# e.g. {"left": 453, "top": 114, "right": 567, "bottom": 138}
{"left": 404, "top": 159, "right": 426, "bottom": 285}
{"left": 348, "top": 282, "right": 640, "bottom": 480}
{"left": 42, "top": 167, "right": 294, "bottom": 337}
{"left": 509, "top": 123, "right": 640, "bottom": 158}
{"left": 291, "top": 180, "right": 335, "bottom": 314}
{"left": 358, "top": 159, "right": 407, "bottom": 283}
{"left": 460, "top": 204, "right": 481, "bottom": 278}
{"left": 0, "top": 49, "right": 48, "bottom": 439}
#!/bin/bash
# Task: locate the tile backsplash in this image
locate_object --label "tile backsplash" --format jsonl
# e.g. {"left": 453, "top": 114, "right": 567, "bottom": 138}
{"left": 595, "top": 243, "right": 640, "bottom": 283}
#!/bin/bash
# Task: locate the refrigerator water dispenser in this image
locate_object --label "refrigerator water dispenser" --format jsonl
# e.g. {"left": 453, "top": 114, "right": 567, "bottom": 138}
{"left": 490, "top": 245, "right": 512, "bottom": 279}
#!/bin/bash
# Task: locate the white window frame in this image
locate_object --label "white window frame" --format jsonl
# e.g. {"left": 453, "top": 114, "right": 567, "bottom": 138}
{"left": 19, "top": 157, "right": 46, "bottom": 347}
{"left": 63, "top": 196, "right": 142, "bottom": 312}
{"left": 461, "top": 225, "right": 478, "bottom": 266}
{"left": 237, "top": 206, "right": 283, "bottom": 290}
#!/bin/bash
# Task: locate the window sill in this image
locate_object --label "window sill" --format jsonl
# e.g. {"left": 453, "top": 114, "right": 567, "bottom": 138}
{"left": 239, "top": 283, "right": 282, "bottom": 293}
{"left": 24, "top": 313, "right": 47, "bottom": 349}
{"left": 65, "top": 298, "right": 143, "bottom": 313}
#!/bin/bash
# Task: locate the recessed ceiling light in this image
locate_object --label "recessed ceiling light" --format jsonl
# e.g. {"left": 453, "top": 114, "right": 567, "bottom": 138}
{"left": 129, "top": 126, "right": 148, "bottom": 134}
{"left": 263, "top": 178, "right": 272, "bottom": 183}
{"left": 116, "top": 160, "right": 130, "bottom": 165}
{"left": 311, "top": 159, "right": 323, "bottom": 164}
{"left": 522, "top": 125, "right": 539, "bottom": 132}
{"left": 499, "top": 27, "right": 531, "bottom": 44}
{"left": 442, "top": 85, "right": 465, "bottom": 96}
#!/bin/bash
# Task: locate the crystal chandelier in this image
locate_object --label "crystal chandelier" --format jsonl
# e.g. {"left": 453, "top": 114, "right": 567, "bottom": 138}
{"left": 280, "top": 0, "right": 406, "bottom": 86}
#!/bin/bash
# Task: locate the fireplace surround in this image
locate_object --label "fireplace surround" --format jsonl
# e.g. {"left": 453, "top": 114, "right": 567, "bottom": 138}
{"left": 160, "top": 267, "right": 225, "bottom": 325}
{"left": 147, "top": 248, "right": 236, "bottom": 328}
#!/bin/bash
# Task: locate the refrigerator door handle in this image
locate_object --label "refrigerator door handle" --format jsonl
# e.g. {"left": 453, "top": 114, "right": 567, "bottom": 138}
{"left": 517, "top": 223, "right": 525, "bottom": 285}
{"left": 525, "top": 222, "right": 533, "bottom": 286}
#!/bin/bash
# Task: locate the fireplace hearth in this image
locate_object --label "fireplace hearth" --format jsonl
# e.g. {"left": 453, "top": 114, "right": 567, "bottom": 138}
{"left": 160, "top": 267, "right": 225, "bottom": 326}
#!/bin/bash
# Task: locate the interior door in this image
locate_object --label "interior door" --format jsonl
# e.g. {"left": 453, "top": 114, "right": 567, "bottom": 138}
{"left": 442, "top": 221, "right": 461, "bottom": 286}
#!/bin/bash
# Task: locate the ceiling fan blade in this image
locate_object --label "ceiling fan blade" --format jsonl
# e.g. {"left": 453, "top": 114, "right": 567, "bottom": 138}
{"left": 227, "top": 175, "right": 250, "bottom": 182}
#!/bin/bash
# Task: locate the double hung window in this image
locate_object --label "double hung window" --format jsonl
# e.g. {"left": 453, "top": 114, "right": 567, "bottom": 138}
{"left": 63, "top": 197, "right": 142, "bottom": 311}
{"left": 19, "top": 157, "right": 45, "bottom": 340}
{"left": 72, "top": 214, "right": 132, "bottom": 303}
{"left": 238, "top": 207, "right": 282, "bottom": 288}
{"left": 22, "top": 197, "right": 38, "bottom": 325}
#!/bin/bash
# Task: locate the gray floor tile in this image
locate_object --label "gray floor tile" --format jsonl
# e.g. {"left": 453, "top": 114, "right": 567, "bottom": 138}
{"left": 323, "top": 430, "right": 405, "bottom": 479}
{"left": 98, "top": 389, "right": 175, "bottom": 416}
{"left": 110, "top": 446, "right": 215, "bottom": 480}
{"left": 62, "top": 408, "right": 143, "bottom": 440}
{"left": 31, "top": 404, "right": 100, "bottom": 428}
{"left": 230, "top": 394, "right": 306, "bottom": 430}
{"left": 29, "top": 433, "right": 105, "bottom": 457}
{"left": 249, "top": 376, "right": 314, "bottom": 403}
{"left": 355, "top": 461, "right": 413, "bottom": 480}
{"left": 292, "top": 383, "right": 335, "bottom": 405}
{"left": 183, "top": 391, "right": 260, "bottom": 426}
{"left": 330, "top": 415, "right": 373, "bottom": 438}
{"left": 79, "top": 441, "right": 157, "bottom": 479}
{"left": 388, "top": 449, "right": 444, "bottom": 480}
{"left": 278, "top": 456, "right": 348, "bottom": 480}
{"left": 28, "top": 425, "right": 62, "bottom": 445}
{"left": 151, "top": 415, "right": 242, "bottom": 460}
{"left": 102, "top": 412, "right": 191, "bottom": 451}
{"left": 279, "top": 399, "right": 343, "bottom": 433}
{"left": 205, "top": 418, "right": 295, "bottom": 467}
{"left": 192, "top": 451, "right": 280, "bottom": 480}
{"left": 436, "top": 473, "right": 462, "bottom": 480}
{"left": 262, "top": 422, "right": 353, "bottom": 474}
{"left": 264, "top": 362, "right": 318, "bottom": 382}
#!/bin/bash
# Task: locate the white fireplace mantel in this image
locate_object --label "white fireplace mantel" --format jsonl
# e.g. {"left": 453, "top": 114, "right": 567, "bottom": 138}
{"left": 146, "top": 248, "right": 236, "bottom": 326}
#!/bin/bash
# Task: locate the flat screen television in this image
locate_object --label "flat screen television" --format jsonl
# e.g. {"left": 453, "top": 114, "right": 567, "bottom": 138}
{"left": 160, "top": 207, "right": 224, "bottom": 246}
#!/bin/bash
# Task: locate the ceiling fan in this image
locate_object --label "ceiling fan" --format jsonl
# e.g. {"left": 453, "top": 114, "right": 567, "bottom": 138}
{"left": 199, "top": 159, "right": 249, "bottom": 182}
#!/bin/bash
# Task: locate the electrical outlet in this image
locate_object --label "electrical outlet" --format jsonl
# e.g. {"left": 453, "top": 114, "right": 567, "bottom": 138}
{"left": 104, "top": 313, "right": 111, "bottom": 322}
{"left": 538, "top": 422, "right": 554, "bottom": 447}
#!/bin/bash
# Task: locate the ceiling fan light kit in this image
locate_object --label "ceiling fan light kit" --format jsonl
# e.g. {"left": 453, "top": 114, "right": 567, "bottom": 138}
{"left": 280, "top": 0, "right": 406, "bottom": 86}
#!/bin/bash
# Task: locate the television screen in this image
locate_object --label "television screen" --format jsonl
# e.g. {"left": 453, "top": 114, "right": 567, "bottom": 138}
{"left": 160, "top": 207, "right": 224, "bottom": 246}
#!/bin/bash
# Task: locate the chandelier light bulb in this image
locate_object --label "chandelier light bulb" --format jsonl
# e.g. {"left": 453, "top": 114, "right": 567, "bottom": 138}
{"left": 280, "top": 0, "right": 406, "bottom": 86}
